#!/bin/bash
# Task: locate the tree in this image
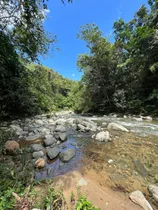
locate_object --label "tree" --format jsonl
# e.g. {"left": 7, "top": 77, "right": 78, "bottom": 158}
{"left": 77, "top": 24, "right": 117, "bottom": 113}
{"left": 76, "top": 0, "right": 158, "bottom": 115}
{"left": 0, "top": 0, "right": 72, "bottom": 61}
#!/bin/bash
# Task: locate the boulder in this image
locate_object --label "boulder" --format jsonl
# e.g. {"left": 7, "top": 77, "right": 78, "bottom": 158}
{"left": 55, "top": 125, "right": 66, "bottom": 133}
{"left": 4, "top": 140, "right": 20, "bottom": 154}
{"left": 10, "top": 125, "right": 23, "bottom": 135}
{"left": 47, "top": 167, "right": 52, "bottom": 175}
{"left": 148, "top": 185, "right": 158, "bottom": 202}
{"left": 77, "top": 124, "right": 85, "bottom": 131}
{"left": 129, "top": 191, "right": 153, "bottom": 210}
{"left": 55, "top": 119, "right": 66, "bottom": 125}
{"left": 133, "top": 159, "right": 148, "bottom": 177}
{"left": 134, "top": 118, "right": 143, "bottom": 122}
{"left": 48, "top": 119, "right": 55, "bottom": 124}
{"left": 102, "top": 122, "right": 107, "bottom": 127}
{"left": 10, "top": 124, "right": 22, "bottom": 132}
{"left": 31, "top": 144, "right": 44, "bottom": 152}
{"left": 145, "top": 116, "right": 152, "bottom": 121}
{"left": 34, "top": 119, "right": 44, "bottom": 125}
{"left": 37, "top": 127, "right": 50, "bottom": 134}
{"left": 59, "top": 148, "right": 76, "bottom": 162}
{"left": 32, "top": 151, "right": 44, "bottom": 159}
{"left": 35, "top": 158, "right": 45, "bottom": 169}
{"left": 95, "top": 131, "right": 110, "bottom": 142}
{"left": 44, "top": 135, "right": 56, "bottom": 146}
{"left": 47, "top": 146, "right": 59, "bottom": 159}
{"left": 66, "top": 118, "right": 75, "bottom": 125}
{"left": 108, "top": 122, "right": 129, "bottom": 132}
{"left": 59, "top": 132, "right": 67, "bottom": 141}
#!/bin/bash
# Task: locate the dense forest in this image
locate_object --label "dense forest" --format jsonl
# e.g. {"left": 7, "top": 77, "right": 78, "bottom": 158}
{"left": 76, "top": 0, "right": 158, "bottom": 115}
{"left": 0, "top": 0, "right": 158, "bottom": 119}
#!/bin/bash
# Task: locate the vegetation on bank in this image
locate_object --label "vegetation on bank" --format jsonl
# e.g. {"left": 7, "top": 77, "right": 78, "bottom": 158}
{"left": 76, "top": 0, "right": 158, "bottom": 115}
{"left": 0, "top": 129, "right": 100, "bottom": 210}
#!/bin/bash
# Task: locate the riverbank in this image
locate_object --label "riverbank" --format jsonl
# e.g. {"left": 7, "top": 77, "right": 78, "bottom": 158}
{"left": 0, "top": 111, "right": 158, "bottom": 209}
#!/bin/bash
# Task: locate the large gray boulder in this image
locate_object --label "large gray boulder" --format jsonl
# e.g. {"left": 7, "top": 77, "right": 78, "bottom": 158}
{"left": 32, "top": 151, "right": 44, "bottom": 159}
{"left": 34, "top": 119, "right": 44, "bottom": 126}
{"left": 47, "top": 146, "right": 59, "bottom": 159}
{"left": 59, "top": 148, "right": 76, "bottom": 162}
{"left": 10, "top": 124, "right": 23, "bottom": 135}
{"left": 59, "top": 132, "right": 67, "bottom": 141}
{"left": 95, "top": 131, "right": 110, "bottom": 142}
{"left": 148, "top": 185, "right": 158, "bottom": 202}
{"left": 31, "top": 144, "right": 44, "bottom": 152}
{"left": 55, "top": 119, "right": 66, "bottom": 125}
{"left": 55, "top": 125, "right": 66, "bottom": 133}
{"left": 44, "top": 135, "right": 56, "bottom": 146}
{"left": 129, "top": 191, "right": 153, "bottom": 210}
{"left": 77, "top": 124, "right": 85, "bottom": 132}
{"left": 108, "top": 122, "right": 129, "bottom": 132}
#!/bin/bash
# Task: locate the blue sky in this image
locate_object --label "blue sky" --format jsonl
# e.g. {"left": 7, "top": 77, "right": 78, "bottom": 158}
{"left": 41, "top": 0, "right": 148, "bottom": 80}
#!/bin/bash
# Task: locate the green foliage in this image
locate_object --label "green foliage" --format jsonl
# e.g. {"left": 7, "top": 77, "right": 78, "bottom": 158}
{"left": 76, "top": 195, "right": 100, "bottom": 210}
{"left": 76, "top": 0, "right": 158, "bottom": 115}
{"left": 44, "top": 187, "right": 65, "bottom": 210}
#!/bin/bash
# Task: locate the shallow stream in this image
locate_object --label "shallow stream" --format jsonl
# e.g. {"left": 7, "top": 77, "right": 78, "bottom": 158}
{"left": 35, "top": 115, "right": 158, "bottom": 181}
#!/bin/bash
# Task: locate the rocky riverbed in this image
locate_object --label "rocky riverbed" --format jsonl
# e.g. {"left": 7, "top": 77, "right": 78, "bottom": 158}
{"left": 1, "top": 111, "right": 158, "bottom": 209}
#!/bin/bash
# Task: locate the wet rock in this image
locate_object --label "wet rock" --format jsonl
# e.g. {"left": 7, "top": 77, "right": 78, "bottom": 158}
{"left": 77, "top": 124, "right": 85, "bottom": 131}
{"left": 59, "top": 148, "right": 76, "bottom": 162}
{"left": 95, "top": 131, "right": 110, "bottom": 142}
{"left": 59, "top": 132, "right": 67, "bottom": 141}
{"left": 133, "top": 159, "right": 148, "bottom": 177}
{"left": 44, "top": 135, "right": 56, "bottom": 146}
{"left": 4, "top": 140, "right": 20, "bottom": 154}
{"left": 47, "top": 167, "right": 52, "bottom": 175}
{"left": 55, "top": 125, "right": 66, "bottom": 133}
{"left": 102, "top": 122, "right": 107, "bottom": 127}
{"left": 129, "top": 190, "right": 153, "bottom": 210}
{"left": 35, "top": 158, "right": 45, "bottom": 168}
{"left": 47, "top": 146, "right": 59, "bottom": 159}
{"left": 62, "top": 143, "right": 67, "bottom": 149}
{"left": 148, "top": 185, "right": 158, "bottom": 202}
{"left": 134, "top": 118, "right": 143, "bottom": 122}
{"left": 107, "top": 122, "right": 129, "bottom": 132}
{"left": 32, "top": 151, "right": 44, "bottom": 159}
{"left": 59, "top": 161, "right": 64, "bottom": 167}
{"left": 144, "top": 116, "right": 152, "bottom": 121}
{"left": 31, "top": 144, "right": 44, "bottom": 152}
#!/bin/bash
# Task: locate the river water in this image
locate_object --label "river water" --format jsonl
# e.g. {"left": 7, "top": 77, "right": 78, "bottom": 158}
{"left": 35, "top": 115, "right": 158, "bottom": 180}
{"left": 88, "top": 115, "right": 158, "bottom": 136}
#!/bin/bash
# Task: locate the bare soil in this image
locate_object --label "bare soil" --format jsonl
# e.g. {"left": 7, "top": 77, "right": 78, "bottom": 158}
{"left": 34, "top": 132, "right": 158, "bottom": 209}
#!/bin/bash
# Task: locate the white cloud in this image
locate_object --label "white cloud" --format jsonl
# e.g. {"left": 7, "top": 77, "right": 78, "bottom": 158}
{"left": 72, "top": 74, "right": 75, "bottom": 77}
